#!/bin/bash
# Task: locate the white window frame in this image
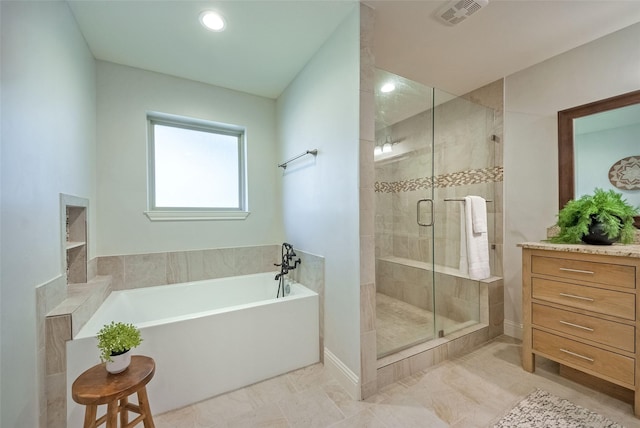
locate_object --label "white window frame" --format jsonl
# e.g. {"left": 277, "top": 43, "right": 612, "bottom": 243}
{"left": 144, "top": 112, "right": 249, "bottom": 221}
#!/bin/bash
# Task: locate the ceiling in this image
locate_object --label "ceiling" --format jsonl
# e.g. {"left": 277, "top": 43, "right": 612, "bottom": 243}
{"left": 68, "top": 1, "right": 640, "bottom": 99}
{"left": 67, "top": 1, "right": 356, "bottom": 99}
{"left": 368, "top": 0, "right": 640, "bottom": 95}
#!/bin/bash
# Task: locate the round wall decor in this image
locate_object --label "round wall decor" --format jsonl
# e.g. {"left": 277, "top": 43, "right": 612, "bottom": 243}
{"left": 609, "top": 155, "right": 640, "bottom": 190}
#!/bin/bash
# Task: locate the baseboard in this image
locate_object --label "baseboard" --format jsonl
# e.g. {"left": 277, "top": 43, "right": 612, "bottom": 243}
{"left": 324, "top": 348, "right": 361, "bottom": 400}
{"left": 503, "top": 319, "right": 523, "bottom": 340}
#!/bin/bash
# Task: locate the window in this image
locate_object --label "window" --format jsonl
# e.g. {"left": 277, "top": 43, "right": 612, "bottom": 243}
{"left": 145, "top": 112, "right": 248, "bottom": 221}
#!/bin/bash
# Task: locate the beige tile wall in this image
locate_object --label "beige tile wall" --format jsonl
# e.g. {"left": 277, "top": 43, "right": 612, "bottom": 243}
{"left": 290, "top": 250, "right": 326, "bottom": 357}
{"left": 97, "top": 245, "right": 281, "bottom": 290}
{"left": 359, "top": 2, "right": 378, "bottom": 400}
{"left": 36, "top": 275, "right": 66, "bottom": 428}
{"left": 375, "top": 85, "right": 503, "bottom": 273}
{"left": 40, "top": 275, "right": 112, "bottom": 428}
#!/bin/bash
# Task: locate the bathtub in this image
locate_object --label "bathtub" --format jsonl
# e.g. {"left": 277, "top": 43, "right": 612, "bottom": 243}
{"left": 66, "top": 272, "right": 319, "bottom": 425}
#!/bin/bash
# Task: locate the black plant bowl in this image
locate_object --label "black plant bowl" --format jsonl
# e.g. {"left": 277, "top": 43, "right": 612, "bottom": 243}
{"left": 581, "top": 220, "right": 619, "bottom": 245}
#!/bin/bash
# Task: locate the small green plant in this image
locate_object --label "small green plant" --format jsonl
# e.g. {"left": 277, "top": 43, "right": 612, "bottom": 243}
{"left": 551, "top": 188, "right": 639, "bottom": 244}
{"left": 97, "top": 321, "right": 142, "bottom": 363}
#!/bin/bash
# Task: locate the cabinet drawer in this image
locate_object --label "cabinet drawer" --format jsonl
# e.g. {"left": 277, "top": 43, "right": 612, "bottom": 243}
{"left": 532, "top": 303, "right": 635, "bottom": 352}
{"left": 532, "top": 277, "right": 635, "bottom": 320}
{"left": 532, "top": 255, "right": 635, "bottom": 289}
{"left": 533, "top": 329, "right": 634, "bottom": 386}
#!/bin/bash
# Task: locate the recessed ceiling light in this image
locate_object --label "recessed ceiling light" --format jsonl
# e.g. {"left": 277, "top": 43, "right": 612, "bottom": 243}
{"left": 199, "top": 11, "right": 226, "bottom": 32}
{"left": 380, "top": 82, "right": 395, "bottom": 93}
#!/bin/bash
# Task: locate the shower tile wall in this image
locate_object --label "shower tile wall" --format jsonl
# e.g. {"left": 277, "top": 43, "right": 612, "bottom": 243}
{"left": 376, "top": 259, "right": 433, "bottom": 310}
{"left": 375, "top": 80, "right": 504, "bottom": 313}
{"left": 376, "top": 260, "right": 487, "bottom": 324}
{"left": 375, "top": 97, "right": 500, "bottom": 268}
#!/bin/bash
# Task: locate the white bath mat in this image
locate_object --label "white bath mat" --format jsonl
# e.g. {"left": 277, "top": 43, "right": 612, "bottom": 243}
{"left": 493, "top": 389, "right": 624, "bottom": 428}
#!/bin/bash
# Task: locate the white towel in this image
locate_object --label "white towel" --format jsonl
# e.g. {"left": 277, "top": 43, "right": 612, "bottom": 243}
{"left": 470, "top": 196, "right": 487, "bottom": 233}
{"left": 459, "top": 196, "right": 490, "bottom": 280}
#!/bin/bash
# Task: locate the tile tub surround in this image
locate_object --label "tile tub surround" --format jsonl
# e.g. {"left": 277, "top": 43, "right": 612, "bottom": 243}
{"left": 41, "top": 275, "right": 112, "bottom": 428}
{"left": 36, "top": 275, "right": 66, "bottom": 428}
{"left": 97, "top": 244, "right": 326, "bottom": 353}
{"left": 97, "top": 244, "right": 282, "bottom": 290}
{"left": 66, "top": 273, "right": 320, "bottom": 425}
{"left": 46, "top": 244, "right": 324, "bottom": 427}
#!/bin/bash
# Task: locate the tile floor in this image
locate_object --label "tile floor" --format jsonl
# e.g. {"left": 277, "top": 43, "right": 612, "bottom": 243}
{"left": 153, "top": 336, "right": 638, "bottom": 427}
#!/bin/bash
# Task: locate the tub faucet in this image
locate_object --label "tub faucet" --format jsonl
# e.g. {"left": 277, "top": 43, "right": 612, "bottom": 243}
{"left": 274, "top": 243, "right": 301, "bottom": 297}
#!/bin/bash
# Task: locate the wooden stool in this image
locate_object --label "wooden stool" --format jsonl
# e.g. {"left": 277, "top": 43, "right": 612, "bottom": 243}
{"left": 72, "top": 355, "right": 156, "bottom": 428}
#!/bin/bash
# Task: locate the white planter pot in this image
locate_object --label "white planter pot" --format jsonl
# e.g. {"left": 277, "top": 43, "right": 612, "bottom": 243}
{"left": 106, "top": 350, "right": 131, "bottom": 374}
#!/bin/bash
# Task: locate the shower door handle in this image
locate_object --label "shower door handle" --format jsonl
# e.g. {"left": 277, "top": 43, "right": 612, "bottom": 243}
{"left": 417, "top": 198, "right": 434, "bottom": 227}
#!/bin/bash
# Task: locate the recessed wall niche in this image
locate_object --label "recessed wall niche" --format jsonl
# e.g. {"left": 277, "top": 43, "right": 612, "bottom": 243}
{"left": 61, "top": 194, "right": 88, "bottom": 284}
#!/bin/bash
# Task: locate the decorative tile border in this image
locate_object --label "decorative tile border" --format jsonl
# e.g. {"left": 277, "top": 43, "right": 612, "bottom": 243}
{"left": 375, "top": 166, "right": 503, "bottom": 193}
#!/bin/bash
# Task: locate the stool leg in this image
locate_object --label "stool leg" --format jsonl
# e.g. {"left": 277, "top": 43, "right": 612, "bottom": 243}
{"left": 137, "top": 386, "right": 155, "bottom": 428}
{"left": 83, "top": 404, "right": 98, "bottom": 428}
{"left": 120, "top": 396, "right": 129, "bottom": 426}
{"left": 106, "top": 400, "right": 119, "bottom": 428}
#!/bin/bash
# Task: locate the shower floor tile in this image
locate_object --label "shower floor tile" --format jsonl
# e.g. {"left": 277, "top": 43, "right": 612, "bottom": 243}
{"left": 376, "top": 293, "right": 475, "bottom": 358}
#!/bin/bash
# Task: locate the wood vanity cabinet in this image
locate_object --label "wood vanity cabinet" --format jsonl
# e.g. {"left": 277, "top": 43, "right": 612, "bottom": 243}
{"left": 521, "top": 244, "right": 640, "bottom": 417}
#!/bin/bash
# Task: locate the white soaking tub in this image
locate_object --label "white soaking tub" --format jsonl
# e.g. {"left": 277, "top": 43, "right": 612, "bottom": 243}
{"left": 66, "top": 272, "right": 319, "bottom": 425}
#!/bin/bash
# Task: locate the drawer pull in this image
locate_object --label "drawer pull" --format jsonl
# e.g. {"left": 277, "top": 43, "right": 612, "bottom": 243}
{"left": 559, "top": 267, "right": 594, "bottom": 275}
{"left": 559, "top": 320, "right": 594, "bottom": 332}
{"left": 560, "top": 348, "right": 595, "bottom": 362}
{"left": 559, "top": 293, "right": 594, "bottom": 302}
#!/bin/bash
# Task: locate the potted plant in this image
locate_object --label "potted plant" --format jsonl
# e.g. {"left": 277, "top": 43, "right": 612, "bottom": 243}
{"left": 97, "top": 321, "right": 142, "bottom": 374}
{"left": 551, "top": 188, "right": 639, "bottom": 245}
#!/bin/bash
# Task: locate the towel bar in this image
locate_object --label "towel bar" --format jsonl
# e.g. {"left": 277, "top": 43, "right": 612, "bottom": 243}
{"left": 444, "top": 198, "right": 493, "bottom": 202}
{"left": 278, "top": 149, "right": 318, "bottom": 169}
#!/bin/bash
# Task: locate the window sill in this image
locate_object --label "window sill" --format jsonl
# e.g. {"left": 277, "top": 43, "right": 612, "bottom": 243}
{"left": 144, "top": 210, "right": 250, "bottom": 221}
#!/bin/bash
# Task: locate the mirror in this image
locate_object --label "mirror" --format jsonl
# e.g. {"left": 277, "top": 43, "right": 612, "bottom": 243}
{"left": 558, "top": 90, "right": 640, "bottom": 227}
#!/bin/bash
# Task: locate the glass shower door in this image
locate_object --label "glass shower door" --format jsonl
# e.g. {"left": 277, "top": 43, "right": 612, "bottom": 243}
{"left": 374, "top": 70, "right": 496, "bottom": 358}
{"left": 374, "top": 69, "right": 437, "bottom": 358}
{"left": 431, "top": 88, "right": 496, "bottom": 338}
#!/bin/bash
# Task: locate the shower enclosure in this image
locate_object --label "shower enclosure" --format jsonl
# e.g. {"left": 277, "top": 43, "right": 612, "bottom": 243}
{"left": 374, "top": 69, "right": 498, "bottom": 358}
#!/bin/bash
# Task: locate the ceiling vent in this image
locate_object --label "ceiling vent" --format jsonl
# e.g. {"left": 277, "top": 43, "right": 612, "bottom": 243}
{"left": 436, "top": 0, "right": 489, "bottom": 26}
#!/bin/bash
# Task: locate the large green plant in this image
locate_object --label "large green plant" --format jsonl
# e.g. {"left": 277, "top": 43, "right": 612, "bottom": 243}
{"left": 97, "top": 321, "right": 142, "bottom": 362}
{"left": 551, "top": 188, "right": 639, "bottom": 244}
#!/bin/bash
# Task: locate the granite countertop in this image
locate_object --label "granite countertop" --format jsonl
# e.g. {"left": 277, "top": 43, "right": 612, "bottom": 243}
{"left": 518, "top": 241, "right": 640, "bottom": 258}
{"left": 522, "top": 225, "right": 640, "bottom": 257}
